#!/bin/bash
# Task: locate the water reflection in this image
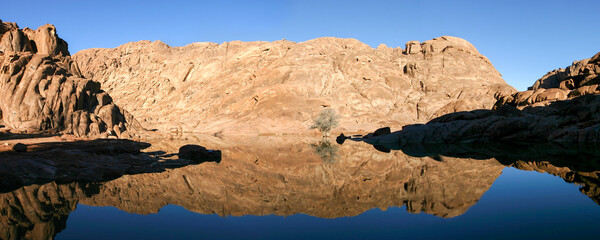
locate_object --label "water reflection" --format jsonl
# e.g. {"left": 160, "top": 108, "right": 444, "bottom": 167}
{"left": 366, "top": 141, "right": 600, "bottom": 204}
{"left": 1, "top": 135, "right": 599, "bottom": 239}
{"left": 310, "top": 140, "right": 339, "bottom": 163}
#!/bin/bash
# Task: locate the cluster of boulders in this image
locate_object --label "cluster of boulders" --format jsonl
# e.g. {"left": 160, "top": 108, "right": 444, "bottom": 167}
{"left": 496, "top": 52, "right": 600, "bottom": 108}
{"left": 0, "top": 20, "right": 141, "bottom": 138}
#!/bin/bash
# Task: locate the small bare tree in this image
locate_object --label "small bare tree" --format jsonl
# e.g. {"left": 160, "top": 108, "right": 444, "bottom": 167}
{"left": 310, "top": 108, "right": 339, "bottom": 138}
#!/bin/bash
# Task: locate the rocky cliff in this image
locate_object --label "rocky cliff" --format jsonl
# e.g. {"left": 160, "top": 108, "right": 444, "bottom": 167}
{"left": 73, "top": 36, "right": 515, "bottom": 134}
{"left": 0, "top": 20, "right": 140, "bottom": 137}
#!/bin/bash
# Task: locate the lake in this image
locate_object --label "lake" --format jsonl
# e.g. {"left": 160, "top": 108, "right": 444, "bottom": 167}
{"left": 1, "top": 136, "right": 599, "bottom": 239}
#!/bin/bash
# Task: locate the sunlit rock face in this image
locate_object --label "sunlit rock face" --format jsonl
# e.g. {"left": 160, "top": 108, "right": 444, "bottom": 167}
{"left": 0, "top": 20, "right": 141, "bottom": 137}
{"left": 79, "top": 138, "right": 504, "bottom": 218}
{"left": 73, "top": 36, "right": 515, "bottom": 135}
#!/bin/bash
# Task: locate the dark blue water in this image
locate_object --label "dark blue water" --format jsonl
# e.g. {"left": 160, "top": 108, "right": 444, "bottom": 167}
{"left": 56, "top": 167, "right": 600, "bottom": 239}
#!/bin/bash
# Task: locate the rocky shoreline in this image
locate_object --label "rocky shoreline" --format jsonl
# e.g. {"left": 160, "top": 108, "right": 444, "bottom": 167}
{"left": 0, "top": 132, "right": 223, "bottom": 193}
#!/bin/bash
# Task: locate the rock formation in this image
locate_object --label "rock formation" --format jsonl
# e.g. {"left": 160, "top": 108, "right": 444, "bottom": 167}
{"left": 73, "top": 36, "right": 515, "bottom": 134}
{"left": 496, "top": 51, "right": 600, "bottom": 108}
{"left": 366, "top": 51, "right": 600, "bottom": 144}
{"left": 0, "top": 20, "right": 140, "bottom": 137}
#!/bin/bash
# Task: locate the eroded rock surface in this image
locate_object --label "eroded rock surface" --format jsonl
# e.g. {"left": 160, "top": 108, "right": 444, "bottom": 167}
{"left": 73, "top": 36, "right": 515, "bottom": 134}
{"left": 0, "top": 20, "right": 141, "bottom": 137}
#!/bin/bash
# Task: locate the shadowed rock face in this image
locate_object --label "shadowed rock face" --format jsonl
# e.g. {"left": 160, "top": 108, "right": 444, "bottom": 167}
{"left": 73, "top": 36, "right": 515, "bottom": 134}
{"left": 372, "top": 94, "right": 600, "bottom": 144}
{"left": 0, "top": 20, "right": 141, "bottom": 137}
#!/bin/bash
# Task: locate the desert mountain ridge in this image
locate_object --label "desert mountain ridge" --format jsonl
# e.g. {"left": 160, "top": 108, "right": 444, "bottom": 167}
{"left": 2, "top": 20, "right": 519, "bottom": 137}
{"left": 73, "top": 30, "right": 516, "bottom": 135}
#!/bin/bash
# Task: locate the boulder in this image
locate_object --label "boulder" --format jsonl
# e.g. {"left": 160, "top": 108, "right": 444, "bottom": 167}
{"left": 12, "top": 143, "right": 27, "bottom": 152}
{"left": 336, "top": 133, "right": 348, "bottom": 144}
{"left": 178, "top": 144, "right": 221, "bottom": 162}
{"left": 373, "top": 127, "right": 391, "bottom": 137}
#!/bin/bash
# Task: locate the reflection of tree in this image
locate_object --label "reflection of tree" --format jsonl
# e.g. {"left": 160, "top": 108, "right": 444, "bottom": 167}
{"left": 310, "top": 140, "right": 339, "bottom": 164}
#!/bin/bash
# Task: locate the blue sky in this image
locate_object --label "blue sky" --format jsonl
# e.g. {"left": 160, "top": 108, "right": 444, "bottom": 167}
{"left": 1, "top": 0, "right": 598, "bottom": 90}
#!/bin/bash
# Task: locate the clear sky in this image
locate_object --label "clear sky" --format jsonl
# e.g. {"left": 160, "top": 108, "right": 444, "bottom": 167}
{"left": 1, "top": 0, "right": 598, "bottom": 90}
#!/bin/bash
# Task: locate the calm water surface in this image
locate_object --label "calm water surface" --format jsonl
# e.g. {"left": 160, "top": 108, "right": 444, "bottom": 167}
{"left": 2, "top": 136, "right": 599, "bottom": 239}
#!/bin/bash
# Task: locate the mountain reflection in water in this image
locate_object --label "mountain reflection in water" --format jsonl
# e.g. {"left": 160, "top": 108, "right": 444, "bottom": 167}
{"left": 1, "top": 135, "right": 599, "bottom": 239}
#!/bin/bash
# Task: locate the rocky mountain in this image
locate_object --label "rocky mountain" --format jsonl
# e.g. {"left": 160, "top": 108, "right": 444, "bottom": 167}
{"left": 0, "top": 20, "right": 140, "bottom": 137}
{"left": 73, "top": 36, "right": 515, "bottom": 135}
{"left": 366, "top": 51, "right": 600, "bottom": 143}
